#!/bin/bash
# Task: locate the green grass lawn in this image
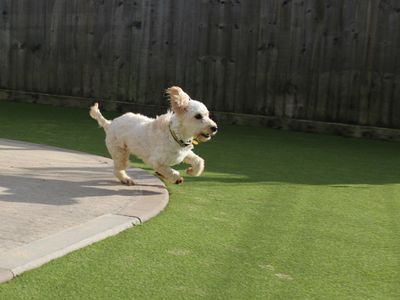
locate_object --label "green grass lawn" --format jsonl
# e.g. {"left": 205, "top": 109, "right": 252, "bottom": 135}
{"left": 0, "top": 101, "right": 399, "bottom": 299}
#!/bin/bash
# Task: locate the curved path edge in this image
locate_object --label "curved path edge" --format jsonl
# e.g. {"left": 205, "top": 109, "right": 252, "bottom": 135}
{"left": 0, "top": 139, "right": 169, "bottom": 284}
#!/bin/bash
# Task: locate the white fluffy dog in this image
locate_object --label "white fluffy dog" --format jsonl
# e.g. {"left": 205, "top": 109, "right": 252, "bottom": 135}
{"left": 90, "top": 86, "right": 218, "bottom": 185}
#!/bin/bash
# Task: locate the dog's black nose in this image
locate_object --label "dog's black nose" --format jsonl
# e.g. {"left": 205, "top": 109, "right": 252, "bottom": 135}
{"left": 210, "top": 126, "right": 218, "bottom": 133}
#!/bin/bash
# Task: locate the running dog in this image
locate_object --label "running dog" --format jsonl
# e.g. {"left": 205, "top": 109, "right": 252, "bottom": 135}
{"left": 90, "top": 86, "right": 217, "bottom": 185}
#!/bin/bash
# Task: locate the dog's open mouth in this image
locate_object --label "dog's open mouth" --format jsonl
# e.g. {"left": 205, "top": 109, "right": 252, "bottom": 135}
{"left": 196, "top": 132, "right": 214, "bottom": 142}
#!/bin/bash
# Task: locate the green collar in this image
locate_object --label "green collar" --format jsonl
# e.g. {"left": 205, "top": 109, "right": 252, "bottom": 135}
{"left": 169, "top": 123, "right": 192, "bottom": 147}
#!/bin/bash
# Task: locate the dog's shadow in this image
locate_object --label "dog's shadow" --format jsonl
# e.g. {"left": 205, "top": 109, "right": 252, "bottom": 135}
{"left": 0, "top": 170, "right": 163, "bottom": 206}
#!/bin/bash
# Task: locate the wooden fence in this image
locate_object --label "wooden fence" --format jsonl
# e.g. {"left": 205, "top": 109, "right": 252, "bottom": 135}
{"left": 0, "top": 0, "right": 399, "bottom": 129}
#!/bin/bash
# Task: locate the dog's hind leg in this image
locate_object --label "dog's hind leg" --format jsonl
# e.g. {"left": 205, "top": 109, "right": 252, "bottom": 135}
{"left": 155, "top": 165, "right": 184, "bottom": 184}
{"left": 106, "top": 142, "right": 135, "bottom": 186}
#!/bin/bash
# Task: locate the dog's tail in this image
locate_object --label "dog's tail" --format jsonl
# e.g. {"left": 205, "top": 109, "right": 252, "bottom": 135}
{"left": 90, "top": 103, "right": 111, "bottom": 130}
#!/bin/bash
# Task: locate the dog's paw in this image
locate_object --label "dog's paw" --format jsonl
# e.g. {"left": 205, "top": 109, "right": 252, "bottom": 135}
{"left": 175, "top": 177, "right": 184, "bottom": 185}
{"left": 186, "top": 167, "right": 195, "bottom": 176}
{"left": 121, "top": 177, "right": 135, "bottom": 186}
{"left": 186, "top": 166, "right": 203, "bottom": 177}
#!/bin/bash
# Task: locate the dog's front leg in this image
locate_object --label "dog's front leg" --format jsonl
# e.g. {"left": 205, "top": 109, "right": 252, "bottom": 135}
{"left": 155, "top": 165, "right": 184, "bottom": 184}
{"left": 184, "top": 151, "right": 205, "bottom": 177}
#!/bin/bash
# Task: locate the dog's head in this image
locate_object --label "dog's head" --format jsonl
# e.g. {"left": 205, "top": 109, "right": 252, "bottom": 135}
{"left": 166, "top": 86, "right": 218, "bottom": 142}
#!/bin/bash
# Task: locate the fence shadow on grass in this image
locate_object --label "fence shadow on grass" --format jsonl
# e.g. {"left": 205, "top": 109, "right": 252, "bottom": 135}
{"left": 181, "top": 127, "right": 400, "bottom": 186}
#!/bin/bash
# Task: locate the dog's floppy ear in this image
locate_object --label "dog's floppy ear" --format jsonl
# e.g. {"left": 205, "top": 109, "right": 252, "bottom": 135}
{"left": 166, "top": 86, "right": 190, "bottom": 114}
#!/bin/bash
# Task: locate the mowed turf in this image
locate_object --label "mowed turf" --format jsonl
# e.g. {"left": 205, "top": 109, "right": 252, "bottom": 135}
{"left": 0, "top": 101, "right": 399, "bottom": 299}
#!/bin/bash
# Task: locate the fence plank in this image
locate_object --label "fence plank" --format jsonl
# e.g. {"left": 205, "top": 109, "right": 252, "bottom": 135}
{"left": 0, "top": 0, "right": 11, "bottom": 88}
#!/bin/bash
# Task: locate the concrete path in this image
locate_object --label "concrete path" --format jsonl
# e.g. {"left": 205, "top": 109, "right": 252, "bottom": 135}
{"left": 0, "top": 139, "right": 168, "bottom": 283}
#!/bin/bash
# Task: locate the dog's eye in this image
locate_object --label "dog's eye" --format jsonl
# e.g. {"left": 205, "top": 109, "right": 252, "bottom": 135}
{"left": 194, "top": 114, "right": 203, "bottom": 120}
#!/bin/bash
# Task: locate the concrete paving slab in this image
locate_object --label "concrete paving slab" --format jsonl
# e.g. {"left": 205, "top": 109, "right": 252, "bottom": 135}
{"left": 0, "top": 214, "right": 139, "bottom": 276}
{"left": 0, "top": 268, "right": 13, "bottom": 283}
{"left": 0, "top": 139, "right": 169, "bottom": 283}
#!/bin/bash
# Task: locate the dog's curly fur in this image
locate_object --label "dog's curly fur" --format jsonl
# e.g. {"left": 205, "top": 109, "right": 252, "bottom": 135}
{"left": 90, "top": 86, "right": 217, "bottom": 185}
